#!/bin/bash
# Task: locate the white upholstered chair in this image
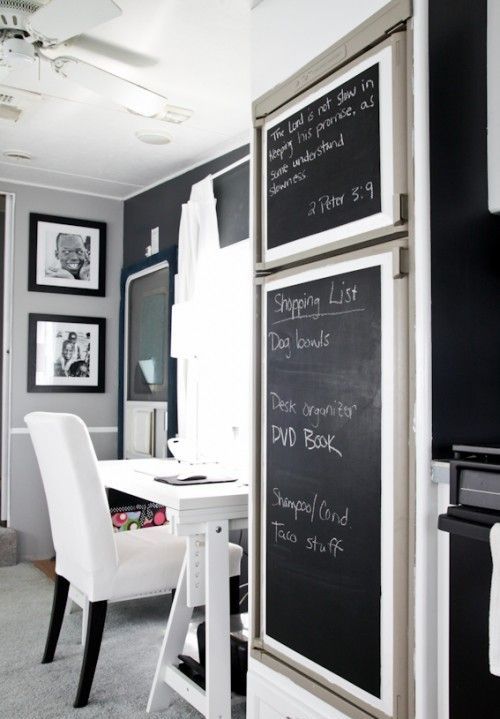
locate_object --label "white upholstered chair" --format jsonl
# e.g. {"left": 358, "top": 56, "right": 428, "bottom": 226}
{"left": 25, "top": 412, "right": 243, "bottom": 708}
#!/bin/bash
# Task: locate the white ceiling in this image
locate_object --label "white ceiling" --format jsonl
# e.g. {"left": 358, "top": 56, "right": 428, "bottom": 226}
{"left": 0, "top": 0, "right": 251, "bottom": 199}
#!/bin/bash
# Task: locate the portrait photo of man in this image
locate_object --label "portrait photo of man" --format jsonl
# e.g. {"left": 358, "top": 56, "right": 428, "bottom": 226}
{"left": 46, "top": 232, "right": 91, "bottom": 282}
{"left": 30, "top": 214, "right": 106, "bottom": 296}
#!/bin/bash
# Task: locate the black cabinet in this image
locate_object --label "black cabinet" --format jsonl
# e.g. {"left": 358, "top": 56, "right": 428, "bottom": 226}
{"left": 449, "top": 532, "right": 500, "bottom": 717}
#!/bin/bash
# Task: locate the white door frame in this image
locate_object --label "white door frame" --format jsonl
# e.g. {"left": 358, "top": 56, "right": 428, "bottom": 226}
{"left": 123, "top": 260, "right": 169, "bottom": 459}
{"left": 1, "top": 192, "right": 15, "bottom": 523}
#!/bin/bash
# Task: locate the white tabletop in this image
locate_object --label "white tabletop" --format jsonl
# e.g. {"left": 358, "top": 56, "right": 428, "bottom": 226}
{"left": 98, "top": 458, "right": 248, "bottom": 513}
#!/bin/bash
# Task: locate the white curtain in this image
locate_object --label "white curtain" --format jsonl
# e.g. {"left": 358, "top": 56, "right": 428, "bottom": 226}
{"left": 175, "top": 177, "right": 215, "bottom": 448}
{"left": 174, "top": 174, "right": 251, "bottom": 471}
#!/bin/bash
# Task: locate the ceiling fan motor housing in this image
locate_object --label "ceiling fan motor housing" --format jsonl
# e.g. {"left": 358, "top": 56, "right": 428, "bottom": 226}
{"left": 3, "top": 35, "right": 35, "bottom": 66}
{"left": 0, "top": 1, "right": 45, "bottom": 33}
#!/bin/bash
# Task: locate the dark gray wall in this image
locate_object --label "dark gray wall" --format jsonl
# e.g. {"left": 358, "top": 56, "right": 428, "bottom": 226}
{"left": 123, "top": 145, "right": 249, "bottom": 267}
{"left": 214, "top": 160, "right": 250, "bottom": 248}
{"left": 430, "top": 0, "right": 500, "bottom": 456}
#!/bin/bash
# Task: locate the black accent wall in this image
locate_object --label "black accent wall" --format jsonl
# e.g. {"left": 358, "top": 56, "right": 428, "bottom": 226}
{"left": 123, "top": 145, "right": 249, "bottom": 267}
{"left": 430, "top": 0, "right": 500, "bottom": 456}
{"left": 213, "top": 160, "right": 250, "bottom": 248}
{"left": 449, "top": 534, "right": 500, "bottom": 717}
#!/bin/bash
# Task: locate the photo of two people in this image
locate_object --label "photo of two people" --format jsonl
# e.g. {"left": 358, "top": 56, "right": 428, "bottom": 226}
{"left": 28, "top": 314, "right": 105, "bottom": 393}
{"left": 53, "top": 329, "right": 91, "bottom": 378}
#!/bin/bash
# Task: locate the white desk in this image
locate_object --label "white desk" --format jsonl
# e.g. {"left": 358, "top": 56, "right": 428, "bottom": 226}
{"left": 99, "top": 459, "right": 248, "bottom": 719}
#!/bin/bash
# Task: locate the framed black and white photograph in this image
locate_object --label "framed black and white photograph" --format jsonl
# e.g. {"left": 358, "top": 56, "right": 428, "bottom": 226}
{"left": 28, "top": 213, "right": 106, "bottom": 296}
{"left": 28, "top": 314, "right": 106, "bottom": 393}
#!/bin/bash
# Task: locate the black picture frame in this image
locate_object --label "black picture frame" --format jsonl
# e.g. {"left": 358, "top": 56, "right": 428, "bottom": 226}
{"left": 28, "top": 314, "right": 106, "bottom": 393}
{"left": 28, "top": 213, "right": 106, "bottom": 297}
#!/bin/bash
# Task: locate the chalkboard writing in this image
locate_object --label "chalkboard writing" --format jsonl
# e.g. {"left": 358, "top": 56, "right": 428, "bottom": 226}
{"left": 265, "top": 265, "right": 381, "bottom": 697}
{"left": 266, "top": 63, "right": 381, "bottom": 251}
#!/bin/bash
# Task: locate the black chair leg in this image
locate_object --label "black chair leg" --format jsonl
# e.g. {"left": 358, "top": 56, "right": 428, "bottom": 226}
{"left": 42, "top": 574, "right": 69, "bottom": 664}
{"left": 73, "top": 600, "right": 107, "bottom": 708}
{"left": 197, "top": 576, "right": 242, "bottom": 669}
{"left": 230, "top": 575, "right": 240, "bottom": 615}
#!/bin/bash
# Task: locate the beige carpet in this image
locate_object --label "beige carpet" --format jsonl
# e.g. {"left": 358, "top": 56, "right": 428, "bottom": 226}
{"left": 0, "top": 563, "right": 245, "bottom": 718}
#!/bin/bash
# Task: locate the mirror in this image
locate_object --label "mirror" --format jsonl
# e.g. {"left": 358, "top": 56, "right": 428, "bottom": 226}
{"left": 127, "top": 266, "right": 169, "bottom": 400}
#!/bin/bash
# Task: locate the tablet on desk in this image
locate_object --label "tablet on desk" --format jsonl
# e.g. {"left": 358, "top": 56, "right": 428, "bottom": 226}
{"left": 154, "top": 475, "right": 237, "bottom": 486}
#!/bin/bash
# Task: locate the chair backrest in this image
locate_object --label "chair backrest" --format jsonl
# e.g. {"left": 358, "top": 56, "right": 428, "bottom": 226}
{"left": 25, "top": 412, "right": 118, "bottom": 586}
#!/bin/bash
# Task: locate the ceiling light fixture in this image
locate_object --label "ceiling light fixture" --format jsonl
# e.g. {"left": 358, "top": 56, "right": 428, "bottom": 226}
{"left": 160, "top": 106, "right": 192, "bottom": 124}
{"left": 135, "top": 130, "right": 171, "bottom": 146}
{"left": 3, "top": 149, "right": 32, "bottom": 160}
{"left": 0, "top": 104, "right": 21, "bottom": 122}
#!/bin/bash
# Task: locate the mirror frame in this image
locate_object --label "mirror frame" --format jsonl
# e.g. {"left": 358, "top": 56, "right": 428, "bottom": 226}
{"left": 117, "top": 246, "right": 178, "bottom": 458}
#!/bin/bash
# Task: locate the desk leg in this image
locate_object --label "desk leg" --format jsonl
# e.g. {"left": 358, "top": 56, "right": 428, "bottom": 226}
{"left": 205, "top": 519, "right": 231, "bottom": 719}
{"left": 147, "top": 553, "right": 193, "bottom": 713}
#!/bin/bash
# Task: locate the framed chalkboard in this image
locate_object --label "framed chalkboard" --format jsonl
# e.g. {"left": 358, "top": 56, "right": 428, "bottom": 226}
{"left": 261, "top": 249, "right": 405, "bottom": 715}
{"left": 261, "top": 37, "right": 406, "bottom": 267}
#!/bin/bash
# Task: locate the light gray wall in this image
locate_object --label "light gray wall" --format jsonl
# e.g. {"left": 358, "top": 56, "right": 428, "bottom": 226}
{"left": 0, "top": 181, "right": 123, "bottom": 560}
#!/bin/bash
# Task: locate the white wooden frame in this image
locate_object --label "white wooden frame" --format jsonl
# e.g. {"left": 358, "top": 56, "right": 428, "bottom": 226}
{"left": 1, "top": 192, "right": 15, "bottom": 523}
{"left": 260, "top": 250, "right": 396, "bottom": 715}
{"left": 211, "top": 155, "right": 249, "bottom": 181}
{"left": 437, "top": 480, "right": 450, "bottom": 719}
{"left": 262, "top": 44, "right": 397, "bottom": 265}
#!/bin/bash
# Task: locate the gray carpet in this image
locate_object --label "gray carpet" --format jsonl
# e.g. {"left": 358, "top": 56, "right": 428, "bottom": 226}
{"left": 0, "top": 563, "right": 246, "bottom": 719}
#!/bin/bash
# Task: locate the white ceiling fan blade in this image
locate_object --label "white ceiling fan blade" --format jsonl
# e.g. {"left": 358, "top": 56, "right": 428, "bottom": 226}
{"left": 51, "top": 56, "right": 168, "bottom": 117}
{"left": 67, "top": 35, "right": 156, "bottom": 69}
{"left": 28, "top": 0, "right": 122, "bottom": 46}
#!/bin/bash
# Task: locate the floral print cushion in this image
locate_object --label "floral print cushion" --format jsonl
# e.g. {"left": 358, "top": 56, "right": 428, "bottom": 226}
{"left": 111, "top": 502, "right": 167, "bottom": 532}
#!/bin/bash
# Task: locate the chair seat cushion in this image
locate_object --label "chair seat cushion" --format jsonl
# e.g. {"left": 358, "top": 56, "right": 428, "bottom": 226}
{"left": 110, "top": 526, "right": 243, "bottom": 602}
{"left": 228, "top": 542, "right": 243, "bottom": 578}
{"left": 112, "top": 527, "right": 186, "bottom": 601}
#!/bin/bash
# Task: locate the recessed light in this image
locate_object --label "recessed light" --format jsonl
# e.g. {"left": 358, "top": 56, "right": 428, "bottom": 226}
{"left": 3, "top": 149, "right": 32, "bottom": 161}
{"left": 135, "top": 130, "right": 171, "bottom": 146}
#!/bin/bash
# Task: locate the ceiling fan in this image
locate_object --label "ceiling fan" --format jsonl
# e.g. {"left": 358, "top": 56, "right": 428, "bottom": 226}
{"left": 0, "top": 0, "right": 191, "bottom": 122}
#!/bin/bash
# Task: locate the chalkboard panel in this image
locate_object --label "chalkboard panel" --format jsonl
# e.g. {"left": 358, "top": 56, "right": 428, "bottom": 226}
{"left": 263, "top": 45, "right": 397, "bottom": 264}
{"left": 263, "top": 257, "right": 392, "bottom": 704}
